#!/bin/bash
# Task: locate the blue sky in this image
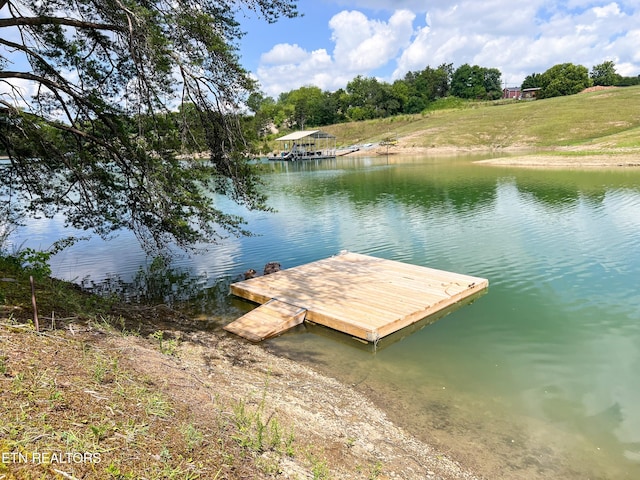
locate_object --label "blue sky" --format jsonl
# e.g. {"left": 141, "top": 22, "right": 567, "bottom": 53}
{"left": 237, "top": 0, "right": 640, "bottom": 98}
{"left": 1, "top": 1, "right": 639, "bottom": 104}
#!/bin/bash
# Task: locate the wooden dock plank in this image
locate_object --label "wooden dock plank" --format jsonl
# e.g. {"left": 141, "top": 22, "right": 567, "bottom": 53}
{"left": 228, "top": 252, "right": 488, "bottom": 342}
{"left": 223, "top": 299, "right": 306, "bottom": 342}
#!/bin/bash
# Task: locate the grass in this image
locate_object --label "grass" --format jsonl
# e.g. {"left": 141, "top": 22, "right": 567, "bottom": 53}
{"left": 0, "top": 318, "right": 292, "bottom": 479}
{"left": 0, "top": 254, "right": 116, "bottom": 326}
{"left": 320, "top": 85, "right": 640, "bottom": 151}
{"left": 0, "top": 325, "right": 388, "bottom": 479}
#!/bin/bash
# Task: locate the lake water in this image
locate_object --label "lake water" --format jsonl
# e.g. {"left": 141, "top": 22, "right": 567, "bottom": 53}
{"left": 9, "top": 154, "right": 640, "bottom": 479}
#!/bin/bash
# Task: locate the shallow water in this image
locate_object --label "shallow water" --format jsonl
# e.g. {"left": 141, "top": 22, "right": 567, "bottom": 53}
{"left": 10, "top": 155, "right": 640, "bottom": 479}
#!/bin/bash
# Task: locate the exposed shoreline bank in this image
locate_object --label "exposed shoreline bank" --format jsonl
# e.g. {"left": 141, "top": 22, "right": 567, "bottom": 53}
{"left": 342, "top": 144, "right": 640, "bottom": 168}
{"left": 0, "top": 314, "right": 482, "bottom": 479}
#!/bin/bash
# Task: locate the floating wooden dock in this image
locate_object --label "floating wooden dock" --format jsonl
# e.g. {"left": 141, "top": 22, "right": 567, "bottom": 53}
{"left": 225, "top": 251, "right": 488, "bottom": 343}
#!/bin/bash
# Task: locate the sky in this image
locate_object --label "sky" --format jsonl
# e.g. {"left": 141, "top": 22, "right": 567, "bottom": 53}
{"left": 236, "top": 0, "right": 640, "bottom": 98}
{"left": 1, "top": 1, "right": 639, "bottom": 105}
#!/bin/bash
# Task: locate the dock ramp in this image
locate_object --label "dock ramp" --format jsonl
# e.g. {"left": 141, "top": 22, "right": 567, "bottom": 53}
{"left": 224, "top": 299, "right": 307, "bottom": 342}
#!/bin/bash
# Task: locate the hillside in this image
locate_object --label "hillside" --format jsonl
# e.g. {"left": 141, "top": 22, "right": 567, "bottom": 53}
{"left": 319, "top": 86, "right": 640, "bottom": 165}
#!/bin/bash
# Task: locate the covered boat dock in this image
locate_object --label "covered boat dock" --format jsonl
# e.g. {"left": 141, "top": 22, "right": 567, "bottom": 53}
{"left": 268, "top": 130, "right": 336, "bottom": 161}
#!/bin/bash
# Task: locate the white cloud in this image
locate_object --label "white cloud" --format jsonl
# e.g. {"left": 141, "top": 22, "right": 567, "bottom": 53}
{"left": 593, "top": 2, "right": 623, "bottom": 18}
{"left": 330, "top": 9, "right": 415, "bottom": 70}
{"left": 257, "top": 9, "right": 416, "bottom": 96}
{"left": 252, "top": 1, "right": 640, "bottom": 96}
{"left": 0, "top": 77, "right": 34, "bottom": 109}
{"left": 256, "top": 48, "right": 336, "bottom": 96}
{"left": 260, "top": 44, "right": 309, "bottom": 65}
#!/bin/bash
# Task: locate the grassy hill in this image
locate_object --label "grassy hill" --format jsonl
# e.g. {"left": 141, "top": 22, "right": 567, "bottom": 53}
{"left": 319, "top": 86, "right": 640, "bottom": 154}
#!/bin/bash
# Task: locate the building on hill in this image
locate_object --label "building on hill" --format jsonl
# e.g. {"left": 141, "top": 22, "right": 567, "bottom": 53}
{"left": 502, "top": 87, "right": 521, "bottom": 99}
{"left": 521, "top": 87, "right": 542, "bottom": 99}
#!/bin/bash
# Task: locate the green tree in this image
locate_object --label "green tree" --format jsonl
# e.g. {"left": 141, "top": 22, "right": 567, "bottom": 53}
{"left": 521, "top": 73, "right": 542, "bottom": 89}
{"left": 615, "top": 75, "right": 640, "bottom": 86}
{"left": 482, "top": 68, "right": 503, "bottom": 100}
{"left": 0, "top": 0, "right": 297, "bottom": 253}
{"left": 590, "top": 61, "right": 619, "bottom": 86}
{"left": 538, "top": 63, "right": 592, "bottom": 98}
{"left": 328, "top": 88, "right": 349, "bottom": 123}
{"left": 246, "top": 92, "right": 279, "bottom": 140}
{"left": 451, "top": 64, "right": 502, "bottom": 100}
{"left": 390, "top": 79, "right": 410, "bottom": 113}
{"left": 282, "top": 85, "right": 326, "bottom": 129}
{"left": 345, "top": 75, "right": 382, "bottom": 120}
{"left": 400, "top": 64, "right": 452, "bottom": 113}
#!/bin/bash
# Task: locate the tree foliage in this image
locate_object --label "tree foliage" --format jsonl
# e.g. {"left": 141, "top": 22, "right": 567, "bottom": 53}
{"left": 0, "top": 0, "right": 297, "bottom": 252}
{"left": 521, "top": 73, "right": 542, "bottom": 90}
{"left": 590, "top": 61, "right": 618, "bottom": 86}
{"left": 400, "top": 63, "right": 452, "bottom": 113}
{"left": 538, "top": 63, "right": 592, "bottom": 99}
{"left": 251, "top": 63, "right": 458, "bottom": 132}
{"left": 451, "top": 64, "right": 502, "bottom": 100}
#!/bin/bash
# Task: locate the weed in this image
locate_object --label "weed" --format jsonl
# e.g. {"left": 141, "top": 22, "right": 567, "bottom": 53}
{"left": 269, "top": 417, "right": 282, "bottom": 450}
{"left": 60, "top": 429, "right": 94, "bottom": 451}
{"left": 256, "top": 452, "right": 282, "bottom": 475}
{"left": 118, "top": 420, "right": 149, "bottom": 444}
{"left": 11, "top": 372, "right": 25, "bottom": 394}
{"left": 105, "top": 461, "right": 133, "bottom": 479}
{"left": 90, "top": 423, "right": 109, "bottom": 442}
{"left": 284, "top": 430, "right": 296, "bottom": 457}
{"left": 369, "top": 461, "right": 383, "bottom": 479}
{"left": 93, "top": 314, "right": 131, "bottom": 336}
{"left": 145, "top": 393, "right": 174, "bottom": 419}
{"left": 48, "top": 389, "right": 65, "bottom": 409}
{"left": 157, "top": 462, "right": 200, "bottom": 480}
{"left": 181, "top": 423, "right": 204, "bottom": 451}
{"left": 93, "top": 356, "right": 108, "bottom": 383}
{"left": 163, "top": 338, "right": 178, "bottom": 355}
{"left": 311, "top": 457, "right": 331, "bottom": 480}
{"left": 231, "top": 377, "right": 294, "bottom": 456}
{"left": 232, "top": 399, "right": 254, "bottom": 448}
{"left": 150, "top": 330, "right": 178, "bottom": 356}
{"left": 304, "top": 447, "right": 332, "bottom": 480}
{"left": 159, "top": 445, "right": 171, "bottom": 461}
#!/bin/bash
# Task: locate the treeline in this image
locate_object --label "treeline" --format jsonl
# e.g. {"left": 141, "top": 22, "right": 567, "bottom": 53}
{"left": 523, "top": 60, "right": 640, "bottom": 98}
{"left": 245, "top": 60, "right": 639, "bottom": 136}
{"left": 4, "top": 61, "right": 636, "bottom": 159}
{"left": 246, "top": 63, "right": 502, "bottom": 135}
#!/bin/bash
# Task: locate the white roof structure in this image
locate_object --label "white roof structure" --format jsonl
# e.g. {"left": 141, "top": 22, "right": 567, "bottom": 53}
{"left": 275, "top": 130, "right": 335, "bottom": 141}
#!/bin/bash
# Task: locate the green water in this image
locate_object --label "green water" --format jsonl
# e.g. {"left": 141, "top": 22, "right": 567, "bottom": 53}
{"left": 16, "top": 155, "right": 640, "bottom": 479}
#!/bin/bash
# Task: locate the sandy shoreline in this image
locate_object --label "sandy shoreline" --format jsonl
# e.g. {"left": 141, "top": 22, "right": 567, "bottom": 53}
{"left": 475, "top": 152, "right": 640, "bottom": 168}
{"left": 111, "top": 326, "right": 484, "bottom": 479}
{"left": 341, "top": 144, "right": 640, "bottom": 168}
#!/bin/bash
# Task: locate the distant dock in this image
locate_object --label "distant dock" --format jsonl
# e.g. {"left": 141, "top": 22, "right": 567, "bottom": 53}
{"left": 225, "top": 252, "right": 488, "bottom": 344}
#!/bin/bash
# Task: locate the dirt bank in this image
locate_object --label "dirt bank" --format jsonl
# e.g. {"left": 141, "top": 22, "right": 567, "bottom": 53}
{"left": 158, "top": 328, "right": 483, "bottom": 479}
{"left": 343, "top": 143, "right": 640, "bottom": 168}
{"left": 0, "top": 318, "right": 481, "bottom": 480}
{"left": 475, "top": 153, "right": 640, "bottom": 168}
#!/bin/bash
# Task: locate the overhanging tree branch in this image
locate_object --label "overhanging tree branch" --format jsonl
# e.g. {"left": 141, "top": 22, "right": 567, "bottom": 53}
{"left": 0, "top": 0, "right": 298, "bottom": 253}
{"left": 0, "top": 16, "right": 125, "bottom": 31}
